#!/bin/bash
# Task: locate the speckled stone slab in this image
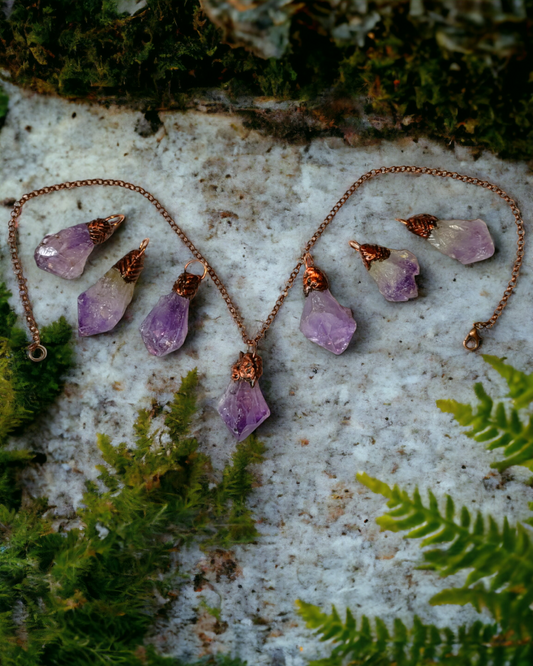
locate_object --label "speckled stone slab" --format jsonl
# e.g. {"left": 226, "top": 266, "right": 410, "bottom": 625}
{"left": 1, "top": 84, "right": 533, "bottom": 665}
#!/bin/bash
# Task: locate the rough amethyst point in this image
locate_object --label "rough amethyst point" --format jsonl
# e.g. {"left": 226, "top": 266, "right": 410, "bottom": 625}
{"left": 300, "top": 288, "right": 356, "bottom": 355}
{"left": 140, "top": 291, "right": 190, "bottom": 357}
{"left": 428, "top": 219, "right": 495, "bottom": 265}
{"left": 78, "top": 268, "right": 135, "bottom": 336}
{"left": 368, "top": 250, "right": 419, "bottom": 302}
{"left": 34, "top": 223, "right": 94, "bottom": 279}
{"left": 218, "top": 380, "right": 270, "bottom": 441}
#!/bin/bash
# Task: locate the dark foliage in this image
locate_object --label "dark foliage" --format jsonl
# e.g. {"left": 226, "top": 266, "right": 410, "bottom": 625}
{"left": 0, "top": 1, "right": 531, "bottom": 157}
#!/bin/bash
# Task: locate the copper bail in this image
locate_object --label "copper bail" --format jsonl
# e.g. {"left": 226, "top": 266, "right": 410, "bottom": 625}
{"left": 114, "top": 238, "right": 149, "bottom": 283}
{"left": 173, "top": 259, "right": 208, "bottom": 299}
{"left": 302, "top": 252, "right": 329, "bottom": 296}
{"left": 88, "top": 214, "right": 126, "bottom": 245}
{"left": 231, "top": 350, "right": 263, "bottom": 388}
{"left": 396, "top": 214, "right": 438, "bottom": 239}
{"left": 349, "top": 240, "right": 391, "bottom": 270}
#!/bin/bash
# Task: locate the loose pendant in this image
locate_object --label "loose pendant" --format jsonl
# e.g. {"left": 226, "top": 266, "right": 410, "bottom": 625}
{"left": 140, "top": 259, "right": 207, "bottom": 357}
{"left": 398, "top": 214, "right": 495, "bottom": 265}
{"left": 78, "top": 239, "right": 149, "bottom": 337}
{"left": 34, "top": 215, "right": 125, "bottom": 279}
{"left": 299, "top": 253, "right": 356, "bottom": 354}
{"left": 218, "top": 350, "right": 270, "bottom": 442}
{"left": 349, "top": 241, "right": 419, "bottom": 302}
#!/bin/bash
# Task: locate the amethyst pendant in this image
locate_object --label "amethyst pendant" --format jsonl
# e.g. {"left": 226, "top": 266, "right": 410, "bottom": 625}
{"left": 140, "top": 264, "right": 205, "bottom": 357}
{"left": 34, "top": 215, "right": 125, "bottom": 279}
{"left": 218, "top": 351, "right": 270, "bottom": 441}
{"left": 299, "top": 255, "right": 356, "bottom": 354}
{"left": 78, "top": 239, "right": 148, "bottom": 337}
{"left": 399, "top": 214, "right": 495, "bottom": 265}
{"left": 350, "top": 241, "right": 419, "bottom": 302}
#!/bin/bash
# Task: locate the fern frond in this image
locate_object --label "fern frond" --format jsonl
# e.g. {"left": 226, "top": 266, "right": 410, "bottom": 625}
{"left": 357, "top": 473, "right": 533, "bottom": 634}
{"left": 483, "top": 355, "right": 533, "bottom": 409}
{"left": 437, "top": 373, "right": 533, "bottom": 474}
{"left": 297, "top": 601, "right": 532, "bottom": 665}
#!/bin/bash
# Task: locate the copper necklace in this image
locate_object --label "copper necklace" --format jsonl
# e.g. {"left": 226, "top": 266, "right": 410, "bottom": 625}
{"left": 7, "top": 166, "right": 525, "bottom": 434}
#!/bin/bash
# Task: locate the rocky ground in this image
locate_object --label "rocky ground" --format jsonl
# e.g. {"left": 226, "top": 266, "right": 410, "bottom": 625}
{"left": 1, "top": 83, "right": 532, "bottom": 664}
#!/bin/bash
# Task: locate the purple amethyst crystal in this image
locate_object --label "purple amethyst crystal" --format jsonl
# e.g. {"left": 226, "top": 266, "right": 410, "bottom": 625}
{"left": 218, "top": 380, "right": 270, "bottom": 441}
{"left": 368, "top": 250, "right": 419, "bottom": 302}
{"left": 78, "top": 268, "right": 135, "bottom": 336}
{"left": 140, "top": 291, "right": 190, "bottom": 356}
{"left": 428, "top": 218, "right": 495, "bottom": 264}
{"left": 34, "top": 223, "right": 94, "bottom": 279}
{"left": 300, "top": 288, "right": 356, "bottom": 355}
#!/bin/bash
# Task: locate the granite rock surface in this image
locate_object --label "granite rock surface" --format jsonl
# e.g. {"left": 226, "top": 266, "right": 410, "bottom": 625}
{"left": 1, "top": 84, "right": 533, "bottom": 664}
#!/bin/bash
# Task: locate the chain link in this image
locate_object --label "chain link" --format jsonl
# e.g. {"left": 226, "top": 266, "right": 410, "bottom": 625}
{"left": 7, "top": 167, "right": 525, "bottom": 359}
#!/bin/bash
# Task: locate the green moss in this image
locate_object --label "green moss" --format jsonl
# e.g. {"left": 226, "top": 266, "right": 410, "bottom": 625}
{"left": 0, "top": 1, "right": 532, "bottom": 157}
{"left": 0, "top": 282, "right": 74, "bottom": 511}
{"left": 0, "top": 367, "right": 261, "bottom": 664}
{"left": 0, "top": 85, "right": 7, "bottom": 130}
{"left": 0, "top": 282, "right": 260, "bottom": 663}
{"left": 0, "top": 283, "right": 74, "bottom": 438}
{"left": 0, "top": 281, "right": 257, "bottom": 663}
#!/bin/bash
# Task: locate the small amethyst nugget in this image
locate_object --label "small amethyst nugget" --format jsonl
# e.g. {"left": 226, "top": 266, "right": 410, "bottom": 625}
{"left": 299, "top": 254, "right": 357, "bottom": 354}
{"left": 398, "top": 213, "right": 495, "bottom": 265}
{"left": 35, "top": 215, "right": 125, "bottom": 279}
{"left": 140, "top": 259, "right": 207, "bottom": 357}
{"left": 218, "top": 351, "right": 270, "bottom": 441}
{"left": 349, "top": 241, "right": 419, "bottom": 302}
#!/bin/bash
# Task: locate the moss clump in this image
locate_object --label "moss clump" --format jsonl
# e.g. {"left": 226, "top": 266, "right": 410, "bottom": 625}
{"left": 0, "top": 282, "right": 258, "bottom": 663}
{"left": 0, "top": 368, "right": 262, "bottom": 663}
{"left": 0, "top": 282, "right": 73, "bottom": 510}
{"left": 0, "top": 1, "right": 532, "bottom": 158}
{"left": 0, "top": 85, "right": 8, "bottom": 130}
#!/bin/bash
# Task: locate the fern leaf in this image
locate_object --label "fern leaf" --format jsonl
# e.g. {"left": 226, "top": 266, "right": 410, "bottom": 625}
{"left": 296, "top": 601, "right": 533, "bottom": 665}
{"left": 358, "top": 473, "right": 533, "bottom": 634}
{"left": 437, "top": 359, "right": 533, "bottom": 474}
{"left": 483, "top": 355, "right": 533, "bottom": 409}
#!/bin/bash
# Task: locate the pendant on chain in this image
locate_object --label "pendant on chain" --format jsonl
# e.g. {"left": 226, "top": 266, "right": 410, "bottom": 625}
{"left": 218, "top": 349, "right": 270, "bottom": 441}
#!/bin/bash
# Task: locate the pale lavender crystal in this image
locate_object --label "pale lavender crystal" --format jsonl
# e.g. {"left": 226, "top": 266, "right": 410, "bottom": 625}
{"left": 140, "top": 291, "right": 190, "bottom": 356}
{"left": 300, "top": 288, "right": 356, "bottom": 355}
{"left": 218, "top": 380, "right": 270, "bottom": 442}
{"left": 368, "top": 249, "right": 419, "bottom": 302}
{"left": 428, "top": 218, "right": 495, "bottom": 265}
{"left": 78, "top": 268, "right": 135, "bottom": 336}
{"left": 34, "top": 223, "right": 94, "bottom": 279}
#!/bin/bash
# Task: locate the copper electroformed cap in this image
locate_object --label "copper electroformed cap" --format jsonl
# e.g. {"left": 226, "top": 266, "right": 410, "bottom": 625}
{"left": 396, "top": 214, "right": 438, "bottom": 239}
{"left": 349, "top": 241, "right": 391, "bottom": 270}
{"left": 173, "top": 273, "right": 202, "bottom": 299}
{"left": 231, "top": 351, "right": 263, "bottom": 388}
{"left": 88, "top": 214, "right": 125, "bottom": 245}
{"left": 172, "top": 259, "right": 208, "bottom": 299}
{"left": 302, "top": 253, "right": 329, "bottom": 296}
{"left": 114, "top": 239, "right": 149, "bottom": 283}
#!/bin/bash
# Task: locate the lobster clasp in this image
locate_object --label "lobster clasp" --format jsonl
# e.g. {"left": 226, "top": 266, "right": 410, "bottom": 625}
{"left": 463, "top": 327, "right": 482, "bottom": 352}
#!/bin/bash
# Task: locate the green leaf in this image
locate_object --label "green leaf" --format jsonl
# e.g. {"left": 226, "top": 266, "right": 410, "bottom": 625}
{"left": 437, "top": 357, "right": 533, "bottom": 475}
{"left": 483, "top": 355, "right": 533, "bottom": 409}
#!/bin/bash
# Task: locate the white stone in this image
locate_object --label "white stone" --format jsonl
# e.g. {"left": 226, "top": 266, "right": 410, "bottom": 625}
{"left": 1, "top": 83, "right": 532, "bottom": 665}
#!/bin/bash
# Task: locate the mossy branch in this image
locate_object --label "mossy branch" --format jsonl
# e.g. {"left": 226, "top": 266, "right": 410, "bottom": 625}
{"left": 0, "top": 359, "right": 263, "bottom": 662}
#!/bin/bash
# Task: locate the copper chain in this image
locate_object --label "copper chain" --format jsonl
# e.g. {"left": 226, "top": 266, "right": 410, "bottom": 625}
{"left": 6, "top": 166, "right": 525, "bottom": 361}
